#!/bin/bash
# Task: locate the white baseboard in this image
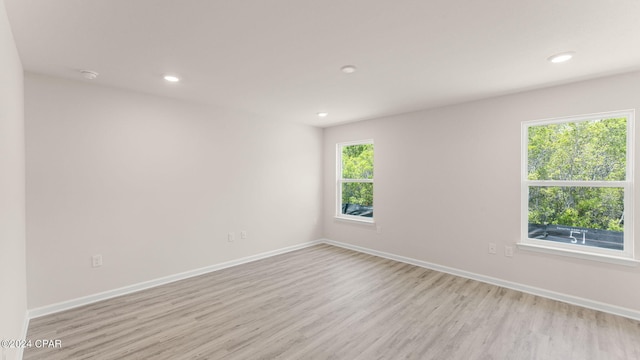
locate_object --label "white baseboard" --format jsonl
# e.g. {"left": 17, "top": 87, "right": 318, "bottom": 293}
{"left": 26, "top": 238, "right": 640, "bottom": 324}
{"left": 28, "top": 240, "right": 322, "bottom": 319}
{"left": 17, "top": 311, "right": 29, "bottom": 360}
{"left": 320, "top": 238, "right": 640, "bottom": 322}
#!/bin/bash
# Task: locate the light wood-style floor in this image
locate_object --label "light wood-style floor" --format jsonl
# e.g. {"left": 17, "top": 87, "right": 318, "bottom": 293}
{"left": 24, "top": 244, "right": 640, "bottom": 360}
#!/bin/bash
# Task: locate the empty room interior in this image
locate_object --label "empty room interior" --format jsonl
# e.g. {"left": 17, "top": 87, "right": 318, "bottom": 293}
{"left": 2, "top": 1, "right": 640, "bottom": 359}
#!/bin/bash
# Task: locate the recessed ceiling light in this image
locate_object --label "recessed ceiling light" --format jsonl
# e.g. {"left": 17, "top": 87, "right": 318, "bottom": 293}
{"left": 164, "top": 75, "right": 180, "bottom": 82}
{"left": 547, "top": 52, "right": 575, "bottom": 64}
{"left": 80, "top": 70, "right": 98, "bottom": 80}
{"left": 317, "top": 112, "right": 328, "bottom": 117}
{"left": 341, "top": 65, "right": 357, "bottom": 74}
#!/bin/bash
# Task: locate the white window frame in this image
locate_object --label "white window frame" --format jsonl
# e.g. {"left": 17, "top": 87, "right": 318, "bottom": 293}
{"left": 336, "top": 139, "right": 374, "bottom": 223}
{"left": 519, "top": 110, "right": 637, "bottom": 265}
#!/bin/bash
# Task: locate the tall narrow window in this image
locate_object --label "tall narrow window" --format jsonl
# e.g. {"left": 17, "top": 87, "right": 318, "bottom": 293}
{"left": 337, "top": 140, "right": 374, "bottom": 222}
{"left": 521, "top": 110, "right": 635, "bottom": 261}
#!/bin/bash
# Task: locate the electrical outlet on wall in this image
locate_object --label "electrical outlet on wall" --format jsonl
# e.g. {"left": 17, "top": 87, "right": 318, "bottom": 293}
{"left": 228, "top": 232, "right": 235, "bottom": 242}
{"left": 505, "top": 245, "right": 514, "bottom": 257}
{"left": 488, "top": 243, "right": 497, "bottom": 254}
{"left": 92, "top": 254, "right": 103, "bottom": 268}
{"left": 240, "top": 231, "right": 247, "bottom": 239}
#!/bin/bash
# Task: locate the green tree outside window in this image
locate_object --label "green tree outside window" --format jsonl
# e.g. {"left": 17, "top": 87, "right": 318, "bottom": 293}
{"left": 528, "top": 118, "right": 626, "bottom": 232}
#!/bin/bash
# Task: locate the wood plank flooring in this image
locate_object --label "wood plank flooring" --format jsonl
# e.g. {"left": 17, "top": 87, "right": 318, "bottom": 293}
{"left": 24, "top": 244, "right": 640, "bottom": 360}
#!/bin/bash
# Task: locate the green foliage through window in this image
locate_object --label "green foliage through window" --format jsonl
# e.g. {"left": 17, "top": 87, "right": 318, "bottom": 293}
{"left": 340, "top": 143, "right": 374, "bottom": 217}
{"left": 342, "top": 144, "right": 374, "bottom": 180}
{"left": 527, "top": 116, "right": 627, "bottom": 236}
{"left": 528, "top": 186, "right": 624, "bottom": 231}
{"left": 528, "top": 118, "right": 626, "bottom": 181}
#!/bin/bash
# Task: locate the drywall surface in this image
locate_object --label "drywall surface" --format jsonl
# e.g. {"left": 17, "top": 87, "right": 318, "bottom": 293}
{"left": 324, "top": 71, "right": 640, "bottom": 312}
{"left": 0, "top": 0, "right": 27, "bottom": 359}
{"left": 25, "top": 73, "right": 323, "bottom": 308}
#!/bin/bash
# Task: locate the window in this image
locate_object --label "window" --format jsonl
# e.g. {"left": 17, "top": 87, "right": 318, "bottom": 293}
{"left": 337, "top": 140, "right": 374, "bottom": 222}
{"left": 521, "top": 110, "right": 635, "bottom": 262}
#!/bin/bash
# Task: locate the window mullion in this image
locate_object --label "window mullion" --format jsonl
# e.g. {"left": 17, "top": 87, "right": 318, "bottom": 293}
{"left": 339, "top": 179, "right": 373, "bottom": 183}
{"left": 526, "top": 180, "right": 627, "bottom": 187}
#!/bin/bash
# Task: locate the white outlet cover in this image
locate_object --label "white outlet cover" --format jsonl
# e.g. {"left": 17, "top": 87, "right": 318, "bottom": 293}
{"left": 92, "top": 254, "right": 103, "bottom": 267}
{"left": 505, "top": 246, "right": 514, "bottom": 257}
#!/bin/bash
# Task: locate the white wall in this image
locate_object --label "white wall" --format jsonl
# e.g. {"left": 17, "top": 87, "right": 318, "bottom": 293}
{"left": 0, "top": 0, "right": 26, "bottom": 359}
{"left": 25, "top": 73, "right": 323, "bottom": 309}
{"left": 324, "top": 71, "right": 640, "bottom": 312}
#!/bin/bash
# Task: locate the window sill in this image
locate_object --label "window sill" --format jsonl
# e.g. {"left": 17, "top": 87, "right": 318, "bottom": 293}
{"left": 517, "top": 242, "right": 639, "bottom": 267}
{"left": 334, "top": 215, "right": 375, "bottom": 225}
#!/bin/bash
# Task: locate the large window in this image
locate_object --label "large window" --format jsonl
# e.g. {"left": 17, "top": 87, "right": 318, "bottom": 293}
{"left": 337, "top": 140, "right": 374, "bottom": 222}
{"left": 521, "top": 110, "right": 635, "bottom": 262}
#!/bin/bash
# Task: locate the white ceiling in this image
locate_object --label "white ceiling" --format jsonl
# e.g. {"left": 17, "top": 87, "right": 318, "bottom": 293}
{"left": 5, "top": 0, "right": 640, "bottom": 127}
